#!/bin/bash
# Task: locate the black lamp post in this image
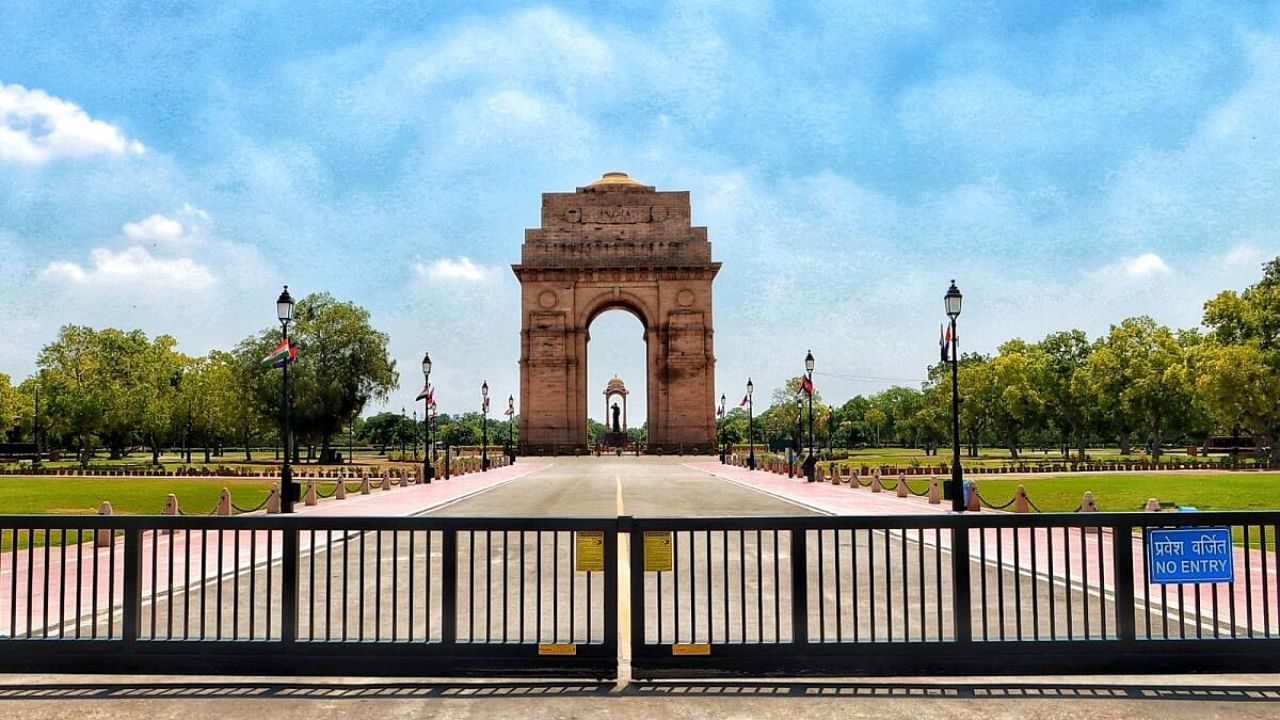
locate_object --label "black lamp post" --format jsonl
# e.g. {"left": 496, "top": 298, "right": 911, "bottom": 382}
{"left": 412, "top": 410, "right": 419, "bottom": 461}
{"left": 276, "top": 285, "right": 296, "bottom": 513}
{"left": 747, "top": 378, "right": 756, "bottom": 470}
{"left": 506, "top": 394, "right": 515, "bottom": 464}
{"left": 804, "top": 350, "right": 816, "bottom": 482}
{"left": 400, "top": 406, "right": 407, "bottom": 459}
{"left": 945, "top": 279, "right": 964, "bottom": 512}
{"left": 421, "top": 352, "right": 433, "bottom": 482}
{"left": 481, "top": 380, "right": 490, "bottom": 471}
{"left": 32, "top": 381, "right": 41, "bottom": 468}
{"left": 718, "top": 393, "right": 727, "bottom": 463}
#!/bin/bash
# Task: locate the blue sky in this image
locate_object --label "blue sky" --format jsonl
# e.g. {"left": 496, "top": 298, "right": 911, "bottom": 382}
{"left": 2, "top": 1, "right": 1278, "bottom": 421}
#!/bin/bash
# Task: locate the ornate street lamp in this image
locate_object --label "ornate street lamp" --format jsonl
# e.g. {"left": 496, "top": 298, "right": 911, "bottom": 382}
{"left": 506, "top": 394, "right": 516, "bottom": 464}
{"left": 421, "top": 352, "right": 433, "bottom": 482}
{"left": 945, "top": 279, "right": 964, "bottom": 512}
{"left": 276, "top": 285, "right": 297, "bottom": 513}
{"left": 804, "top": 350, "right": 816, "bottom": 482}
{"left": 400, "top": 406, "right": 407, "bottom": 459}
{"left": 412, "top": 409, "right": 419, "bottom": 461}
{"left": 746, "top": 378, "right": 756, "bottom": 470}
{"left": 718, "top": 393, "right": 727, "bottom": 464}
{"left": 481, "top": 380, "right": 490, "bottom": 471}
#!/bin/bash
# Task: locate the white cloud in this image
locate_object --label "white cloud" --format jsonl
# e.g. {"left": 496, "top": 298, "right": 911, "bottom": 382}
{"left": 1091, "top": 252, "right": 1173, "bottom": 280}
{"left": 0, "top": 82, "right": 145, "bottom": 163}
{"left": 415, "top": 257, "right": 493, "bottom": 282}
{"left": 123, "top": 213, "right": 184, "bottom": 242}
{"left": 40, "top": 246, "right": 215, "bottom": 290}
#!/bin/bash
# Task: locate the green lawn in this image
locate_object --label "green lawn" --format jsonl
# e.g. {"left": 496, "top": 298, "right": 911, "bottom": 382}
{"left": 962, "top": 472, "right": 1280, "bottom": 513}
{"left": 0, "top": 476, "right": 273, "bottom": 516}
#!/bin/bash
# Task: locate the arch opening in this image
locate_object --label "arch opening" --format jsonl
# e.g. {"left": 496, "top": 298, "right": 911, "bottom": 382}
{"left": 587, "top": 308, "right": 648, "bottom": 448}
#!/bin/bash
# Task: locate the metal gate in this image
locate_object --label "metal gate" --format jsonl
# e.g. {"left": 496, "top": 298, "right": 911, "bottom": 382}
{"left": 627, "top": 512, "right": 1280, "bottom": 678}
{"left": 0, "top": 515, "right": 617, "bottom": 677}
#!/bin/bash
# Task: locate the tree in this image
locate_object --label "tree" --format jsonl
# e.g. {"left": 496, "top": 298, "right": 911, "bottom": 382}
{"left": 0, "top": 373, "right": 20, "bottom": 440}
{"left": 1032, "top": 330, "right": 1092, "bottom": 459}
{"left": 239, "top": 293, "right": 398, "bottom": 461}
{"left": 1191, "top": 343, "right": 1280, "bottom": 463}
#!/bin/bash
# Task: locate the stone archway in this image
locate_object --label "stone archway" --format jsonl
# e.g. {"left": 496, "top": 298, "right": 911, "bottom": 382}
{"left": 513, "top": 172, "right": 720, "bottom": 453}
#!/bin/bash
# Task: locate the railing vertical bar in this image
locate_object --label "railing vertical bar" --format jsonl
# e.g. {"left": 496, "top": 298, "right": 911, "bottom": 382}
{"left": 852, "top": 528, "right": 860, "bottom": 642}
{"left": 148, "top": 530, "right": 158, "bottom": 640}
{"left": 408, "top": 530, "right": 415, "bottom": 642}
{"left": 280, "top": 525, "right": 298, "bottom": 646}
{"left": 502, "top": 531, "right": 509, "bottom": 643}
{"left": 121, "top": 528, "right": 141, "bottom": 644}
{"left": 215, "top": 529, "right": 224, "bottom": 640}
{"left": 58, "top": 533, "right": 66, "bottom": 638}
{"left": 392, "top": 530, "right": 399, "bottom": 642}
{"left": 75, "top": 529, "right": 83, "bottom": 639}
{"left": 917, "top": 528, "right": 925, "bottom": 641}
{"left": 41, "top": 530, "right": 50, "bottom": 638}
{"left": 441, "top": 529, "right": 458, "bottom": 648}
{"left": 1082, "top": 525, "right": 1092, "bottom": 639}
{"left": 308, "top": 529, "right": 316, "bottom": 639}
{"left": 817, "top": 528, "right": 826, "bottom": 643}
{"left": 789, "top": 527, "right": 809, "bottom": 648}
{"left": 722, "top": 529, "right": 730, "bottom": 644}
{"left": 1263, "top": 524, "right": 1272, "bottom": 638}
{"left": 249, "top": 529, "right": 257, "bottom": 641}
{"left": 1180, "top": 580, "right": 1188, "bottom": 640}
{"left": 705, "top": 530, "right": 712, "bottom": 644}
{"left": 375, "top": 530, "right": 383, "bottom": 642}
{"left": 11, "top": 529, "right": 21, "bottom": 638}
{"left": 266, "top": 528, "right": 274, "bottom": 640}
{"left": 232, "top": 530, "right": 241, "bottom": 639}
{"left": 951, "top": 525, "right": 973, "bottom": 644}
{"left": 108, "top": 532, "right": 116, "bottom": 639}
{"left": 933, "top": 527, "right": 942, "bottom": 641}
{"left": 517, "top": 530, "right": 524, "bottom": 643}
{"left": 167, "top": 526, "right": 176, "bottom": 640}
{"left": 1112, "top": 522, "right": 1136, "bottom": 642}
{"left": 23, "top": 530, "right": 33, "bottom": 638}
{"left": 755, "top": 529, "right": 763, "bottom": 644}
{"left": 995, "top": 527, "right": 1004, "bottom": 641}
{"left": 426, "top": 530, "right": 433, "bottom": 642}
{"left": 884, "top": 527, "right": 893, "bottom": 640}
{"left": 1013, "top": 525, "right": 1022, "bottom": 641}
{"left": 739, "top": 530, "right": 747, "bottom": 645}
{"left": 979, "top": 527, "right": 988, "bottom": 641}
{"left": 772, "top": 530, "right": 780, "bottom": 643}
{"left": 1047, "top": 524, "right": 1056, "bottom": 640}
{"left": 494, "top": 531, "right": 500, "bottom": 644}
{"left": 1031, "top": 526, "right": 1039, "bottom": 641}
{"left": 1096, "top": 526, "right": 1107, "bottom": 639}
{"left": 900, "top": 527, "right": 909, "bottom": 642}
{"left": 834, "top": 528, "right": 843, "bottom": 642}
{"left": 1195, "top": 573, "right": 1204, "bottom": 640}
{"left": 535, "top": 530, "right": 542, "bottom": 643}
{"left": 1065, "top": 526, "right": 1075, "bottom": 640}
{"left": 486, "top": 527, "right": 491, "bottom": 638}
{"left": 1245, "top": 524, "right": 1255, "bottom": 638}
{"left": 341, "top": 532, "right": 349, "bottom": 642}
{"left": 356, "top": 531, "right": 366, "bottom": 642}
{"left": 182, "top": 529, "right": 191, "bottom": 640}
{"left": 674, "top": 530, "right": 682, "bottom": 644}
{"left": 868, "top": 527, "right": 876, "bottom": 642}
{"left": 586, "top": 556, "right": 592, "bottom": 644}
{"left": 467, "top": 530, "right": 476, "bottom": 643}
{"left": 553, "top": 531, "right": 561, "bottom": 643}
{"left": 197, "top": 529, "right": 207, "bottom": 641}
{"left": 326, "top": 530, "right": 334, "bottom": 642}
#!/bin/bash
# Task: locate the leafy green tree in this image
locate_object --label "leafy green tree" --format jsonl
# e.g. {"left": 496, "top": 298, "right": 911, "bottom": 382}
{"left": 0, "top": 372, "right": 20, "bottom": 440}
{"left": 1191, "top": 343, "right": 1280, "bottom": 462}
{"left": 239, "top": 293, "right": 398, "bottom": 461}
{"left": 1033, "top": 330, "right": 1092, "bottom": 459}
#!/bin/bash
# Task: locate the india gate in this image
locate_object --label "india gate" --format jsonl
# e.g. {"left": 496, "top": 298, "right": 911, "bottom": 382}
{"left": 513, "top": 172, "right": 720, "bottom": 453}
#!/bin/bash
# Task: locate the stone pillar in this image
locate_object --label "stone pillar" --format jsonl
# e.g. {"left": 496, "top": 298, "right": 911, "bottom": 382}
{"left": 870, "top": 470, "right": 883, "bottom": 493}
{"left": 336, "top": 479, "right": 347, "bottom": 500}
{"left": 304, "top": 479, "right": 318, "bottom": 506}
{"left": 267, "top": 484, "right": 282, "bottom": 514}
{"left": 381, "top": 473, "right": 392, "bottom": 491}
{"left": 928, "top": 476, "right": 941, "bottom": 504}
{"left": 896, "top": 473, "right": 909, "bottom": 498}
{"left": 361, "top": 476, "right": 371, "bottom": 495}
{"left": 1014, "top": 484, "right": 1030, "bottom": 513}
{"left": 1144, "top": 497, "right": 1161, "bottom": 512}
{"left": 217, "top": 488, "right": 232, "bottom": 516}
{"left": 96, "top": 501, "right": 114, "bottom": 547}
{"left": 965, "top": 480, "right": 981, "bottom": 512}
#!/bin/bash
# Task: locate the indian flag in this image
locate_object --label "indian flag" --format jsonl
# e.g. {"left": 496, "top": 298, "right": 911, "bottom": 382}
{"left": 260, "top": 339, "right": 298, "bottom": 369}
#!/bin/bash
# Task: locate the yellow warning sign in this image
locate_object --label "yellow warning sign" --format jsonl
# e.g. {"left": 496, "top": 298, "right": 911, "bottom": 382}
{"left": 643, "top": 531, "right": 673, "bottom": 572}
{"left": 575, "top": 530, "right": 605, "bottom": 572}
{"left": 538, "top": 643, "right": 578, "bottom": 656}
{"left": 672, "top": 643, "right": 711, "bottom": 656}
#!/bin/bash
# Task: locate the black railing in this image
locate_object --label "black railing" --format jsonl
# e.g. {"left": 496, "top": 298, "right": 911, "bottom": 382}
{"left": 1, "top": 511, "right": 1277, "bottom": 679}
{"left": 628, "top": 512, "right": 1280, "bottom": 678}
{"left": 0, "top": 516, "right": 617, "bottom": 678}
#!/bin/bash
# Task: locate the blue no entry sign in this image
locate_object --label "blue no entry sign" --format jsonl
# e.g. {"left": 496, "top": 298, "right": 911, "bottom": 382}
{"left": 1147, "top": 527, "right": 1234, "bottom": 584}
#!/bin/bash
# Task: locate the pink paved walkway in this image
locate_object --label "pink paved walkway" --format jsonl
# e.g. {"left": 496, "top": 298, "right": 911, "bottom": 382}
{"left": 0, "top": 461, "right": 548, "bottom": 638}
{"left": 694, "top": 461, "right": 1280, "bottom": 637}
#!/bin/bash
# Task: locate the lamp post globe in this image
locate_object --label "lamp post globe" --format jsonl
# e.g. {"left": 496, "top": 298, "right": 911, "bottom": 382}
{"left": 421, "top": 351, "right": 433, "bottom": 482}
{"left": 803, "top": 350, "right": 816, "bottom": 482}
{"left": 945, "top": 279, "right": 964, "bottom": 512}
{"left": 275, "top": 285, "right": 297, "bottom": 513}
{"left": 718, "top": 393, "right": 727, "bottom": 463}
{"left": 481, "top": 381, "right": 490, "bottom": 471}
{"left": 746, "top": 378, "right": 756, "bottom": 470}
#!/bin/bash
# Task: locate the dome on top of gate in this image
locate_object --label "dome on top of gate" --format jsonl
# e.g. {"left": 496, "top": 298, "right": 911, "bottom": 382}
{"left": 604, "top": 375, "right": 629, "bottom": 395}
{"left": 587, "top": 171, "right": 645, "bottom": 188}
